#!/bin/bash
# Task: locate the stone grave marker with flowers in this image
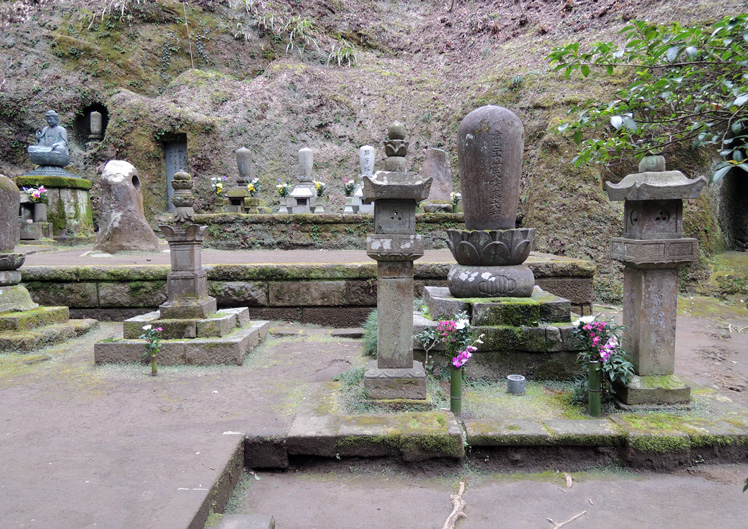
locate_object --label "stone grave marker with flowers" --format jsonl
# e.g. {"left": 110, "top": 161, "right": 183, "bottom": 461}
{"left": 280, "top": 148, "right": 320, "bottom": 214}
{"left": 342, "top": 177, "right": 358, "bottom": 214}
{"left": 225, "top": 147, "right": 265, "bottom": 214}
{"left": 416, "top": 106, "right": 585, "bottom": 379}
{"left": 18, "top": 185, "right": 52, "bottom": 240}
{"left": 94, "top": 170, "right": 269, "bottom": 367}
{"left": 352, "top": 145, "right": 375, "bottom": 215}
{"left": 210, "top": 175, "right": 229, "bottom": 212}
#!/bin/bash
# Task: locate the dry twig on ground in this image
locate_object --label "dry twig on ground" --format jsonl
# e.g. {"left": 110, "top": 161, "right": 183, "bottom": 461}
{"left": 442, "top": 481, "right": 467, "bottom": 529}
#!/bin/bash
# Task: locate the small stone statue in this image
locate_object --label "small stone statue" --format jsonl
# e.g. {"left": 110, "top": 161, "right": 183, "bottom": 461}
{"left": 28, "top": 110, "right": 70, "bottom": 167}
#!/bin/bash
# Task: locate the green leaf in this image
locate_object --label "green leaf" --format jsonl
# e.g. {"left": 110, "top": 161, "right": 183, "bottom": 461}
{"left": 573, "top": 130, "right": 583, "bottom": 144}
{"left": 610, "top": 115, "right": 623, "bottom": 129}
{"left": 712, "top": 165, "right": 732, "bottom": 182}
{"left": 606, "top": 64, "right": 614, "bottom": 75}
{"left": 743, "top": 477, "right": 748, "bottom": 493}
{"left": 558, "top": 123, "right": 570, "bottom": 133}
{"left": 581, "top": 64, "right": 590, "bottom": 77}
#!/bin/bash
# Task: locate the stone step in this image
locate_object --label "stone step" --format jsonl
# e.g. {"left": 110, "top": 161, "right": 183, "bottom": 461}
{"left": 122, "top": 308, "right": 250, "bottom": 339}
{"left": 0, "top": 318, "right": 99, "bottom": 353}
{"left": 0, "top": 306, "right": 69, "bottom": 331}
{"left": 95, "top": 320, "right": 269, "bottom": 365}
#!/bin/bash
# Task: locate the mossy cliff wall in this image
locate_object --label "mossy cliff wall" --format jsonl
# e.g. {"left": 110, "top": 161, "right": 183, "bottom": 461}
{"left": 0, "top": 0, "right": 737, "bottom": 302}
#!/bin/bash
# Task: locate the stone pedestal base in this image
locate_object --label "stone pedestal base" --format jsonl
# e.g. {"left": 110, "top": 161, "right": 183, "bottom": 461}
{"left": 364, "top": 360, "right": 427, "bottom": 400}
{"left": 613, "top": 374, "right": 691, "bottom": 405}
{"left": 95, "top": 309, "right": 270, "bottom": 366}
{"left": 0, "top": 284, "right": 39, "bottom": 312}
{"left": 159, "top": 296, "right": 217, "bottom": 319}
{"left": 19, "top": 222, "right": 52, "bottom": 240}
{"left": 448, "top": 264, "right": 535, "bottom": 298}
{"left": 0, "top": 305, "right": 97, "bottom": 353}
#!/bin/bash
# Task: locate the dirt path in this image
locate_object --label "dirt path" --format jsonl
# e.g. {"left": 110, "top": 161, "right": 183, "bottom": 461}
{"left": 233, "top": 462, "right": 748, "bottom": 529}
{"left": 1, "top": 303, "right": 747, "bottom": 528}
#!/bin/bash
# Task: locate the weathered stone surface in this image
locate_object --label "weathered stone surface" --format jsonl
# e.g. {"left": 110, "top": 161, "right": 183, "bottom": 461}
{"left": 0, "top": 306, "right": 68, "bottom": 331}
{"left": 196, "top": 311, "right": 237, "bottom": 337}
{"left": 94, "top": 340, "right": 187, "bottom": 365}
{"left": 286, "top": 415, "right": 339, "bottom": 457}
{"left": 209, "top": 281, "right": 268, "bottom": 306}
{"left": 0, "top": 318, "right": 97, "bottom": 353}
{"left": 446, "top": 228, "right": 535, "bottom": 266}
{"left": 0, "top": 175, "right": 20, "bottom": 253}
{"left": 544, "top": 419, "right": 625, "bottom": 446}
{"left": 457, "top": 105, "right": 524, "bottom": 230}
{"left": 122, "top": 311, "right": 161, "bottom": 339}
{"left": 215, "top": 514, "right": 276, "bottom": 529}
{"left": 605, "top": 170, "right": 707, "bottom": 202}
{"left": 623, "top": 267, "right": 678, "bottom": 375}
{"left": 94, "top": 160, "right": 159, "bottom": 253}
{"left": 244, "top": 435, "right": 289, "bottom": 469}
{"left": 96, "top": 321, "right": 269, "bottom": 365}
{"left": 611, "top": 237, "right": 698, "bottom": 266}
{"left": 448, "top": 264, "right": 534, "bottom": 298}
{"left": 363, "top": 173, "right": 432, "bottom": 202}
{"left": 400, "top": 413, "right": 464, "bottom": 461}
{"left": 366, "top": 234, "right": 424, "bottom": 260}
{"left": 301, "top": 307, "right": 371, "bottom": 328}
{"left": 0, "top": 270, "right": 22, "bottom": 287}
{"left": 364, "top": 360, "right": 427, "bottom": 399}
{"left": 220, "top": 307, "right": 250, "bottom": 327}
{"left": 98, "top": 281, "right": 167, "bottom": 307}
{"left": 613, "top": 374, "right": 691, "bottom": 405}
{"left": 465, "top": 420, "right": 552, "bottom": 446}
{"left": 423, "top": 286, "right": 467, "bottom": 320}
{"left": 269, "top": 280, "right": 347, "bottom": 306}
{"left": 421, "top": 148, "right": 452, "bottom": 202}
{"left": 0, "top": 285, "right": 38, "bottom": 313}
{"left": 376, "top": 277, "right": 415, "bottom": 368}
{"left": 159, "top": 297, "right": 217, "bottom": 319}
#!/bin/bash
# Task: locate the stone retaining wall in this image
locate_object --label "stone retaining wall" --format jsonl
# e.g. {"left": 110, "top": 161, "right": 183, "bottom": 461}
{"left": 195, "top": 212, "right": 463, "bottom": 250}
{"left": 21, "top": 253, "right": 594, "bottom": 326}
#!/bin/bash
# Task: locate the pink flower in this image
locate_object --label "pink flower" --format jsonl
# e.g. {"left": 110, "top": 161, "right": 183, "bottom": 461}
{"left": 156, "top": 327, "right": 163, "bottom": 332}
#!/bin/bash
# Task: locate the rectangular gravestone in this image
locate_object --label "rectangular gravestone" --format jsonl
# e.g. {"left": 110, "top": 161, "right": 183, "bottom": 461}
{"left": 164, "top": 140, "right": 187, "bottom": 213}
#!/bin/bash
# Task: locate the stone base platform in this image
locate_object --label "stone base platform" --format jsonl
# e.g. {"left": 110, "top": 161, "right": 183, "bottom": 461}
{"left": 94, "top": 308, "right": 270, "bottom": 365}
{"left": 613, "top": 374, "right": 692, "bottom": 405}
{"left": 364, "top": 360, "right": 427, "bottom": 400}
{"left": 415, "top": 286, "right": 584, "bottom": 379}
{"left": 0, "top": 305, "right": 98, "bottom": 352}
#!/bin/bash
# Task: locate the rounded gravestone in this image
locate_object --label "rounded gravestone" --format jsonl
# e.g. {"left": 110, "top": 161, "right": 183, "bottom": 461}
{"left": 298, "top": 148, "right": 313, "bottom": 182}
{"left": 236, "top": 147, "right": 252, "bottom": 181}
{"left": 94, "top": 160, "right": 159, "bottom": 253}
{"left": 457, "top": 105, "right": 524, "bottom": 230}
{"left": 0, "top": 175, "right": 20, "bottom": 253}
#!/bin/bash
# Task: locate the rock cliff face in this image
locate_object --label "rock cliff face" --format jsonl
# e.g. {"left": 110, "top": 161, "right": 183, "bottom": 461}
{"left": 0, "top": 0, "right": 739, "bottom": 299}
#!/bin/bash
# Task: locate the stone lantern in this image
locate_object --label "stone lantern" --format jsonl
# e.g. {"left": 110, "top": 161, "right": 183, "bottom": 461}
{"left": 363, "top": 122, "right": 432, "bottom": 400}
{"left": 605, "top": 155, "right": 707, "bottom": 404}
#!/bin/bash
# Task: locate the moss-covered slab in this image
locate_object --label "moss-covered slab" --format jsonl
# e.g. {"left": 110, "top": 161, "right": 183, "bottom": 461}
{"left": 614, "top": 374, "right": 692, "bottom": 405}
{"left": 14, "top": 175, "right": 92, "bottom": 190}
{"left": 543, "top": 419, "right": 626, "bottom": 447}
{"left": 0, "top": 318, "right": 98, "bottom": 353}
{"left": 335, "top": 416, "right": 402, "bottom": 457}
{"left": 286, "top": 415, "right": 341, "bottom": 457}
{"left": 465, "top": 419, "right": 552, "bottom": 447}
{"left": 0, "top": 306, "right": 69, "bottom": 331}
{"left": 196, "top": 311, "right": 238, "bottom": 338}
{"left": 398, "top": 411, "right": 464, "bottom": 461}
{"left": 122, "top": 311, "right": 161, "bottom": 339}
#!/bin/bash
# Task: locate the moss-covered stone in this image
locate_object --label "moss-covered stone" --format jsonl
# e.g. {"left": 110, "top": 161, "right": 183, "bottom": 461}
{"left": 14, "top": 175, "right": 92, "bottom": 190}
